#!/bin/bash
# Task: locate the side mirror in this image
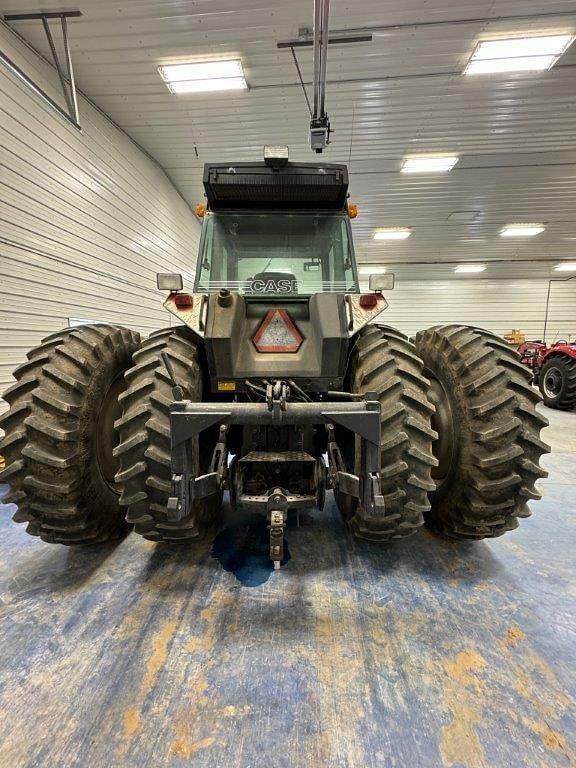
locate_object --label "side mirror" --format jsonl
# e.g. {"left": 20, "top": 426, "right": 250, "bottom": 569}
{"left": 157, "top": 273, "right": 183, "bottom": 291}
{"left": 369, "top": 273, "right": 394, "bottom": 292}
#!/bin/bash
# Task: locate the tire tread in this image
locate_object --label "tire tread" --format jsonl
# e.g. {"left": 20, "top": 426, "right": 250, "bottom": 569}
{"left": 114, "top": 326, "right": 221, "bottom": 542}
{"left": 337, "top": 324, "right": 437, "bottom": 541}
{"left": 415, "top": 324, "right": 549, "bottom": 539}
{"left": 0, "top": 324, "right": 140, "bottom": 543}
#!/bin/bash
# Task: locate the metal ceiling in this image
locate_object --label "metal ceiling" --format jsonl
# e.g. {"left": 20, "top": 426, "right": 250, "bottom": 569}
{"left": 2, "top": 0, "right": 576, "bottom": 280}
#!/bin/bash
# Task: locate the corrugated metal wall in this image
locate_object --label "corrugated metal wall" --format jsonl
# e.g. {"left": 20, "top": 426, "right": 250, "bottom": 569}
{"left": 0, "top": 21, "right": 201, "bottom": 402}
{"left": 379, "top": 278, "right": 576, "bottom": 341}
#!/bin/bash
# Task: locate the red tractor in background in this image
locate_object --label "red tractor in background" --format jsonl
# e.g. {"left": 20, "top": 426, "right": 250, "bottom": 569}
{"left": 518, "top": 339, "right": 576, "bottom": 410}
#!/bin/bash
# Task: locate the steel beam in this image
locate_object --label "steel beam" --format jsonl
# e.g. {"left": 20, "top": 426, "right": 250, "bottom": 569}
{"left": 4, "top": 11, "right": 81, "bottom": 21}
{"left": 3, "top": 10, "right": 81, "bottom": 127}
{"left": 62, "top": 16, "right": 79, "bottom": 125}
{"left": 277, "top": 34, "right": 372, "bottom": 48}
{"left": 0, "top": 50, "right": 80, "bottom": 129}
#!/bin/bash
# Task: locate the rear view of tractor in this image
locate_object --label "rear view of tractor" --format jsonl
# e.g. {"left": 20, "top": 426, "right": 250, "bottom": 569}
{"left": 518, "top": 340, "right": 576, "bottom": 410}
{"left": 0, "top": 150, "right": 549, "bottom": 567}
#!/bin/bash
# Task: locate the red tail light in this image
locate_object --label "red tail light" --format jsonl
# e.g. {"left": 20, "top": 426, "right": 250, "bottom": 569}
{"left": 174, "top": 293, "right": 193, "bottom": 308}
{"left": 252, "top": 309, "right": 303, "bottom": 353}
{"left": 359, "top": 293, "right": 379, "bottom": 308}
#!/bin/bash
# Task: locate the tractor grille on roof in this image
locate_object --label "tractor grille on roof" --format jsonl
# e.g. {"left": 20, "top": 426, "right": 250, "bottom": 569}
{"left": 203, "top": 163, "right": 348, "bottom": 210}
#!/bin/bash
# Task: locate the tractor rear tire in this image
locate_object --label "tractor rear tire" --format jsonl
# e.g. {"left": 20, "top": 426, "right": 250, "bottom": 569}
{"left": 335, "top": 325, "right": 437, "bottom": 541}
{"left": 114, "top": 326, "right": 223, "bottom": 542}
{"left": 0, "top": 324, "right": 140, "bottom": 543}
{"left": 414, "top": 325, "right": 550, "bottom": 539}
{"left": 539, "top": 356, "right": 576, "bottom": 410}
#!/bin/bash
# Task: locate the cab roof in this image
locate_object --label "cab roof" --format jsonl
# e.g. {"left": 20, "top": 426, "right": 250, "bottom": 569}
{"left": 203, "top": 162, "right": 348, "bottom": 211}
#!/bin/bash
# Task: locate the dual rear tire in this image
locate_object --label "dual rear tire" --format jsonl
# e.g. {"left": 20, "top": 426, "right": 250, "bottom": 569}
{"left": 337, "top": 324, "right": 549, "bottom": 541}
{"left": 0, "top": 324, "right": 220, "bottom": 545}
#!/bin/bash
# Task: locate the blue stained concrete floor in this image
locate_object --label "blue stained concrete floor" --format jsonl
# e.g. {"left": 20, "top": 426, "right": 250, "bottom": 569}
{"left": 0, "top": 404, "right": 574, "bottom": 768}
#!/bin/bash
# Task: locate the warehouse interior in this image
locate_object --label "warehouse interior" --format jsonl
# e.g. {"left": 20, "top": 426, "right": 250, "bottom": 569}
{"left": 0, "top": 1, "right": 575, "bottom": 766}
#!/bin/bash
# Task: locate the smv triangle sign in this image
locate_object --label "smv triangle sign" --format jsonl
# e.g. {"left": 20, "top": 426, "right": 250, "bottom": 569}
{"left": 252, "top": 309, "right": 303, "bottom": 353}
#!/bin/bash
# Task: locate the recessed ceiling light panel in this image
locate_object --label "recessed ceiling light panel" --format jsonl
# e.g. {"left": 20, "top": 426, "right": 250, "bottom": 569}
{"left": 455, "top": 264, "right": 487, "bottom": 273}
{"left": 554, "top": 263, "right": 576, "bottom": 272}
{"left": 358, "top": 266, "right": 387, "bottom": 274}
{"left": 501, "top": 223, "right": 545, "bottom": 237}
{"left": 373, "top": 228, "right": 411, "bottom": 240}
{"left": 401, "top": 156, "right": 459, "bottom": 173}
{"left": 158, "top": 59, "right": 247, "bottom": 93}
{"left": 465, "top": 56, "right": 557, "bottom": 75}
{"left": 464, "top": 34, "right": 574, "bottom": 75}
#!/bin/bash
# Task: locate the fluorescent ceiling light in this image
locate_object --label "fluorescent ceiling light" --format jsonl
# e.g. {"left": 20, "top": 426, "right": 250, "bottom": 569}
{"left": 464, "top": 34, "right": 574, "bottom": 75}
{"left": 169, "top": 78, "right": 247, "bottom": 94}
{"left": 554, "top": 263, "right": 576, "bottom": 272}
{"left": 358, "top": 266, "right": 386, "bottom": 274}
{"left": 455, "top": 264, "right": 486, "bottom": 273}
{"left": 465, "top": 56, "right": 557, "bottom": 74}
{"left": 401, "top": 156, "right": 459, "bottom": 173}
{"left": 158, "top": 59, "right": 247, "bottom": 94}
{"left": 373, "top": 228, "right": 411, "bottom": 240}
{"left": 501, "top": 223, "right": 545, "bottom": 237}
{"left": 473, "top": 36, "right": 574, "bottom": 58}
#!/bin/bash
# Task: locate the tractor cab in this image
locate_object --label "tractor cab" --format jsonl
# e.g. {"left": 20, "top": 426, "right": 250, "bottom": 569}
{"left": 160, "top": 149, "right": 388, "bottom": 394}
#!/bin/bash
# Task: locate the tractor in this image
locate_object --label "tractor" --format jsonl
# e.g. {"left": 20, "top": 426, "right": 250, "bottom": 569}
{"left": 0, "top": 150, "right": 549, "bottom": 567}
{"left": 518, "top": 339, "right": 576, "bottom": 410}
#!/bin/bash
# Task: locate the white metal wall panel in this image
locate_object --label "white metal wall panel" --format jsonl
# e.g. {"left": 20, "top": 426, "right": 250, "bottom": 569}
{"left": 0, "top": 21, "right": 201, "bottom": 402}
{"left": 379, "top": 278, "right": 576, "bottom": 341}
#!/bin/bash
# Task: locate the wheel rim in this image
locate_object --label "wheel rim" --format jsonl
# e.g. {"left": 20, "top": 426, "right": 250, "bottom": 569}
{"left": 95, "top": 376, "right": 125, "bottom": 492}
{"left": 427, "top": 376, "right": 456, "bottom": 489}
{"left": 543, "top": 366, "right": 563, "bottom": 399}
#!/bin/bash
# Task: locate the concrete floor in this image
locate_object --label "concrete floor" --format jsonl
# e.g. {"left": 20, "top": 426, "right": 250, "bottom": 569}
{"left": 0, "top": 405, "right": 574, "bottom": 768}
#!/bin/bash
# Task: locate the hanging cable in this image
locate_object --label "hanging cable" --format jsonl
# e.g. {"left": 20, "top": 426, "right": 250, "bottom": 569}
{"left": 290, "top": 47, "right": 312, "bottom": 117}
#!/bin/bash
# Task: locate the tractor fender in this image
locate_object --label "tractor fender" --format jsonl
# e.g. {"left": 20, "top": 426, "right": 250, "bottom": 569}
{"left": 346, "top": 293, "right": 389, "bottom": 336}
{"left": 163, "top": 292, "right": 207, "bottom": 339}
{"left": 541, "top": 346, "right": 576, "bottom": 363}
